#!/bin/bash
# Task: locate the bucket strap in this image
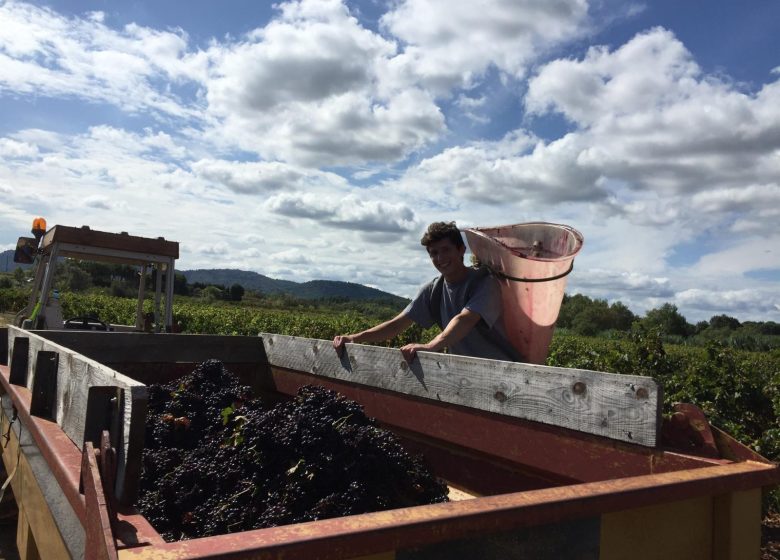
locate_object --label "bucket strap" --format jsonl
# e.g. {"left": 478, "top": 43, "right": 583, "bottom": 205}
{"left": 490, "top": 261, "right": 574, "bottom": 283}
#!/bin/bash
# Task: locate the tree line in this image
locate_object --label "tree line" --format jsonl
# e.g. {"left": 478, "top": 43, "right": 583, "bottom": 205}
{"left": 557, "top": 293, "right": 780, "bottom": 350}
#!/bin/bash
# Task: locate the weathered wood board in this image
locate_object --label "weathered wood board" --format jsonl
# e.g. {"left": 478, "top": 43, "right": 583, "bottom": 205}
{"left": 6, "top": 326, "right": 146, "bottom": 503}
{"left": 259, "top": 333, "right": 662, "bottom": 447}
{"left": 37, "top": 331, "right": 266, "bottom": 364}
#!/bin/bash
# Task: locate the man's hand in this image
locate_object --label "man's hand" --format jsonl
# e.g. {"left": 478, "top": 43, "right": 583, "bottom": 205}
{"left": 332, "top": 334, "right": 355, "bottom": 356}
{"left": 400, "top": 342, "right": 434, "bottom": 363}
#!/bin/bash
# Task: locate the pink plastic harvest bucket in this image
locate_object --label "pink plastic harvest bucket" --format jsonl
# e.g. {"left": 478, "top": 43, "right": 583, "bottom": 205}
{"left": 463, "top": 222, "right": 583, "bottom": 364}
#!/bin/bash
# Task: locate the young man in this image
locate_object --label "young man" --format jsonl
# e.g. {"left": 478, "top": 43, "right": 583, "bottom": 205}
{"left": 332, "top": 222, "right": 521, "bottom": 362}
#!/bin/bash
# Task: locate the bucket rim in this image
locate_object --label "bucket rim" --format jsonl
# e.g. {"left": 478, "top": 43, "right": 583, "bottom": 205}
{"left": 463, "top": 222, "right": 584, "bottom": 262}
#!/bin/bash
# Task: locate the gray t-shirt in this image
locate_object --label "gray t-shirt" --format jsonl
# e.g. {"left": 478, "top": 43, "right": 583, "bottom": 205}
{"left": 403, "top": 268, "right": 517, "bottom": 361}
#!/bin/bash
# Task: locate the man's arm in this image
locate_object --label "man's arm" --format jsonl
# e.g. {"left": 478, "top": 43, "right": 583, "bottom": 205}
{"left": 333, "top": 312, "right": 414, "bottom": 355}
{"left": 399, "top": 308, "right": 482, "bottom": 362}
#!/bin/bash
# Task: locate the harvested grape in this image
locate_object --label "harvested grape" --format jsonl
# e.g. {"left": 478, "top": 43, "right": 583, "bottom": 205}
{"left": 137, "top": 359, "right": 448, "bottom": 541}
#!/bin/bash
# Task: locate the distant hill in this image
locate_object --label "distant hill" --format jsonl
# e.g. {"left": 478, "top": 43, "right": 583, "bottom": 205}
{"left": 0, "top": 250, "right": 32, "bottom": 273}
{"left": 181, "top": 269, "right": 407, "bottom": 304}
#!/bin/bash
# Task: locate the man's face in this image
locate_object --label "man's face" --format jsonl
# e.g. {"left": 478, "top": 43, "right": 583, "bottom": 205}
{"left": 426, "top": 238, "right": 466, "bottom": 277}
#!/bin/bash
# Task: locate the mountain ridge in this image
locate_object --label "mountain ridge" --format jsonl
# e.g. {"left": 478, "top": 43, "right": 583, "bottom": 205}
{"left": 181, "top": 268, "right": 407, "bottom": 304}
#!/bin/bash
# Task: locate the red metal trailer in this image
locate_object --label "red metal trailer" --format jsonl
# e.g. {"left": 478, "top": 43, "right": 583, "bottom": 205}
{"left": 1, "top": 326, "right": 777, "bottom": 559}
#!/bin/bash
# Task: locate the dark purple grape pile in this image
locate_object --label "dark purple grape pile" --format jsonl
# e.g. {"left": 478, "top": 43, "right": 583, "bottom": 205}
{"left": 136, "top": 359, "right": 448, "bottom": 541}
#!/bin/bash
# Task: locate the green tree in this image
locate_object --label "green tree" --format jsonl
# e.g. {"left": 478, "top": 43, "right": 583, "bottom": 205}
{"left": 229, "top": 283, "right": 245, "bottom": 302}
{"left": 201, "top": 285, "right": 222, "bottom": 303}
{"left": 609, "top": 301, "right": 636, "bottom": 331}
{"left": 13, "top": 267, "right": 26, "bottom": 287}
{"left": 173, "top": 272, "right": 189, "bottom": 296}
{"left": 709, "top": 314, "right": 740, "bottom": 330}
{"left": 641, "top": 303, "right": 692, "bottom": 337}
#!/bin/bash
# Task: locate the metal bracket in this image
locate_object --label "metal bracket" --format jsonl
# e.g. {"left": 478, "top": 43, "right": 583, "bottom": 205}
{"left": 660, "top": 403, "right": 720, "bottom": 458}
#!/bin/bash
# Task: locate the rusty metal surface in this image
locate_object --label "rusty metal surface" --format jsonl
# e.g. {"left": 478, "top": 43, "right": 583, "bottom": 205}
{"left": 118, "top": 460, "right": 779, "bottom": 560}
{"left": 4, "top": 358, "right": 779, "bottom": 560}
{"left": 82, "top": 441, "right": 119, "bottom": 560}
{"left": 267, "top": 367, "right": 723, "bottom": 483}
{"left": 660, "top": 403, "right": 720, "bottom": 458}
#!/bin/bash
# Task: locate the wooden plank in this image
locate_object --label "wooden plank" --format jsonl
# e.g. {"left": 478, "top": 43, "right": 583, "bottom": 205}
{"left": 6, "top": 326, "right": 146, "bottom": 505}
{"left": 259, "top": 334, "right": 661, "bottom": 446}
{"left": 83, "top": 387, "right": 123, "bottom": 451}
{"left": 1, "top": 401, "right": 80, "bottom": 559}
{"left": 9, "top": 336, "right": 29, "bottom": 386}
{"left": 41, "top": 226, "right": 178, "bottom": 259}
{"left": 36, "top": 332, "right": 266, "bottom": 365}
{"left": 0, "top": 327, "right": 7, "bottom": 366}
{"left": 30, "top": 351, "right": 58, "bottom": 420}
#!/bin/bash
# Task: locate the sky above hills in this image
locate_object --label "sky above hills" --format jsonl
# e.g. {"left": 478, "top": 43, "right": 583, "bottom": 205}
{"left": 1, "top": 0, "right": 778, "bottom": 322}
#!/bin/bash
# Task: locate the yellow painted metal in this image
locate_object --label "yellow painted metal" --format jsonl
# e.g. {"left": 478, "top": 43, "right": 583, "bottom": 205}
{"left": 600, "top": 495, "right": 713, "bottom": 559}
{"left": 712, "top": 488, "right": 761, "bottom": 560}
{"left": 0, "top": 411, "right": 72, "bottom": 559}
{"left": 349, "top": 553, "right": 395, "bottom": 560}
{"left": 16, "top": 505, "right": 41, "bottom": 560}
{"left": 600, "top": 488, "right": 763, "bottom": 560}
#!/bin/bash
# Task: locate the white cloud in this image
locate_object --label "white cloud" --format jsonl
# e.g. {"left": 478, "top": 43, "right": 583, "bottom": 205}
{"left": 271, "top": 248, "right": 313, "bottom": 265}
{"left": 0, "top": 1, "right": 205, "bottom": 118}
{"left": 525, "top": 28, "right": 780, "bottom": 205}
{"left": 201, "top": 0, "right": 445, "bottom": 166}
{"left": 83, "top": 195, "right": 111, "bottom": 210}
{"left": 193, "top": 159, "right": 309, "bottom": 195}
{"left": 675, "top": 288, "right": 780, "bottom": 319}
{"left": 380, "top": 0, "right": 589, "bottom": 92}
{"left": 395, "top": 131, "right": 605, "bottom": 205}
{"left": 0, "top": 138, "right": 38, "bottom": 158}
{"left": 265, "top": 192, "right": 418, "bottom": 233}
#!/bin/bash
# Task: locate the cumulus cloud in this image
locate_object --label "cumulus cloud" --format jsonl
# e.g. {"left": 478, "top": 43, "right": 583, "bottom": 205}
{"left": 525, "top": 28, "right": 780, "bottom": 201}
{"left": 197, "top": 242, "right": 230, "bottom": 256}
{"left": 395, "top": 131, "right": 606, "bottom": 204}
{"left": 0, "top": 138, "right": 38, "bottom": 158}
{"left": 0, "top": 1, "right": 206, "bottom": 118}
{"left": 380, "top": 0, "right": 589, "bottom": 92}
{"left": 203, "top": 0, "right": 445, "bottom": 166}
{"left": 675, "top": 288, "right": 780, "bottom": 317}
{"left": 265, "top": 192, "right": 417, "bottom": 233}
{"left": 83, "top": 195, "right": 111, "bottom": 210}
{"left": 193, "top": 159, "right": 308, "bottom": 194}
{"left": 271, "top": 248, "right": 313, "bottom": 265}
{"left": 571, "top": 268, "right": 675, "bottom": 299}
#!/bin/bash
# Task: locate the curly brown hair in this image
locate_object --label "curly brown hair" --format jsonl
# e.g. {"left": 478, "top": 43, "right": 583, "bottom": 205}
{"left": 420, "top": 221, "right": 464, "bottom": 248}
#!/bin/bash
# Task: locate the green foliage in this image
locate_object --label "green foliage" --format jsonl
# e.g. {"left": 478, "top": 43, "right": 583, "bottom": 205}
{"left": 229, "top": 283, "right": 245, "bottom": 302}
{"left": 557, "top": 294, "right": 637, "bottom": 336}
{"left": 60, "top": 292, "right": 439, "bottom": 347}
{"left": 640, "top": 303, "right": 693, "bottom": 337}
{"left": 548, "top": 329, "right": 780, "bottom": 511}
{"left": 173, "top": 272, "right": 189, "bottom": 295}
{"left": 0, "top": 287, "right": 28, "bottom": 313}
{"left": 13, "top": 267, "right": 26, "bottom": 287}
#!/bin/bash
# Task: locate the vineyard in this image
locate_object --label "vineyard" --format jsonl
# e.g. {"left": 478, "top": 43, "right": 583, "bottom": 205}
{"left": 57, "top": 293, "right": 780, "bottom": 471}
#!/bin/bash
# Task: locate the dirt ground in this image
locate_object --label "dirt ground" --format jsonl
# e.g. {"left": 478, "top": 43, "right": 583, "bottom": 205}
{"left": 763, "top": 514, "right": 780, "bottom": 559}
{"left": 0, "top": 313, "right": 13, "bottom": 327}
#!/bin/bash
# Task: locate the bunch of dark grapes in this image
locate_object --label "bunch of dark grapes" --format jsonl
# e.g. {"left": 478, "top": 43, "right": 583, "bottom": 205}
{"left": 143, "top": 359, "right": 253, "bottom": 451}
{"left": 136, "top": 361, "right": 448, "bottom": 541}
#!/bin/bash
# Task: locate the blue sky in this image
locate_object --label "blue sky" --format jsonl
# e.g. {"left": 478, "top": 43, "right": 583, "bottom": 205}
{"left": 1, "top": 0, "right": 779, "bottom": 322}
